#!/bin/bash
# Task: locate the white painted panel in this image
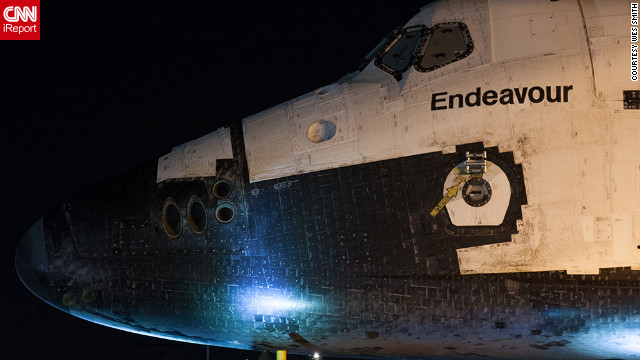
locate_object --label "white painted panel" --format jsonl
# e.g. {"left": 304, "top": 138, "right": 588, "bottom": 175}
{"left": 611, "top": 161, "right": 640, "bottom": 214}
{"left": 610, "top": 114, "right": 640, "bottom": 215}
{"left": 299, "top": 142, "right": 361, "bottom": 172}
{"left": 157, "top": 127, "right": 233, "bottom": 183}
{"left": 345, "top": 84, "right": 383, "bottom": 119}
{"left": 595, "top": 217, "right": 612, "bottom": 242}
{"left": 247, "top": 137, "right": 297, "bottom": 183}
{"left": 576, "top": 145, "right": 609, "bottom": 201}
{"left": 611, "top": 214, "right": 633, "bottom": 262}
{"left": 244, "top": 106, "right": 288, "bottom": 148}
{"left": 457, "top": 243, "right": 538, "bottom": 274}
{"left": 489, "top": 0, "right": 586, "bottom": 62}
{"left": 535, "top": 203, "right": 584, "bottom": 262}
{"left": 582, "top": 0, "right": 636, "bottom": 100}
{"left": 612, "top": 126, "right": 640, "bottom": 163}
{"left": 570, "top": 110, "right": 608, "bottom": 146}
{"left": 489, "top": 0, "right": 579, "bottom": 18}
{"left": 526, "top": 150, "right": 582, "bottom": 206}
{"left": 581, "top": 199, "right": 612, "bottom": 218}
{"left": 399, "top": 104, "right": 438, "bottom": 156}
{"left": 591, "top": 44, "right": 636, "bottom": 101}
{"left": 581, "top": 215, "right": 595, "bottom": 243}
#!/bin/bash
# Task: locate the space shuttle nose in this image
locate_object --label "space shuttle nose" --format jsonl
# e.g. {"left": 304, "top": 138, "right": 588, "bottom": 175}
{"left": 15, "top": 218, "right": 54, "bottom": 306}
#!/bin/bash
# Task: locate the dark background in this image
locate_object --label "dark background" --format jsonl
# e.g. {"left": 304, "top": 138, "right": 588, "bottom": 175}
{"left": 1, "top": 1, "right": 430, "bottom": 359}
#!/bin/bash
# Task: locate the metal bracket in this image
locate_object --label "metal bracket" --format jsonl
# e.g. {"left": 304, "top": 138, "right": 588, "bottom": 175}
{"left": 465, "top": 151, "right": 486, "bottom": 176}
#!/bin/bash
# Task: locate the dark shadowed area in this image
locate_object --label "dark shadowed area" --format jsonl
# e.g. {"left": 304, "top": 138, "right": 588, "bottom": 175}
{"left": 1, "top": 1, "right": 430, "bottom": 359}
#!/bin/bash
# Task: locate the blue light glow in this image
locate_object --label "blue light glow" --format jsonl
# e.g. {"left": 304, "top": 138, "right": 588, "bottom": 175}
{"left": 569, "top": 320, "right": 640, "bottom": 358}
{"left": 257, "top": 297, "right": 305, "bottom": 311}
{"left": 239, "top": 287, "right": 314, "bottom": 316}
{"left": 594, "top": 329, "right": 640, "bottom": 354}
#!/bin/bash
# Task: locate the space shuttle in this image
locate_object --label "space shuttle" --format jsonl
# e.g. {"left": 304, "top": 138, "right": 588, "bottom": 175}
{"left": 16, "top": 0, "right": 640, "bottom": 359}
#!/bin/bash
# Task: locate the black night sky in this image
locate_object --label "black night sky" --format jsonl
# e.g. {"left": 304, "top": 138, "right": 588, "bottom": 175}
{"left": 1, "top": 1, "right": 431, "bottom": 359}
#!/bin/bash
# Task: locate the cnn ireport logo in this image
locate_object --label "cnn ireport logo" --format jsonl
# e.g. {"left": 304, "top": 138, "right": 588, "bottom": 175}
{"left": 1, "top": 0, "right": 40, "bottom": 40}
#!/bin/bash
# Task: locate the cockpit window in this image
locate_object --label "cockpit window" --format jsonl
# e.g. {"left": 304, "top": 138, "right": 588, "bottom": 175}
{"left": 370, "top": 22, "right": 473, "bottom": 79}
{"left": 374, "top": 26, "right": 425, "bottom": 80}
{"left": 414, "top": 22, "right": 473, "bottom": 72}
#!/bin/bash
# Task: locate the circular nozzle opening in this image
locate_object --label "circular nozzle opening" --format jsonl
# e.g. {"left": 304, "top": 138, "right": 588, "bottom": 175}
{"left": 212, "top": 179, "right": 232, "bottom": 199}
{"left": 215, "top": 203, "right": 235, "bottom": 224}
{"left": 162, "top": 199, "right": 182, "bottom": 239}
{"left": 187, "top": 195, "right": 207, "bottom": 234}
